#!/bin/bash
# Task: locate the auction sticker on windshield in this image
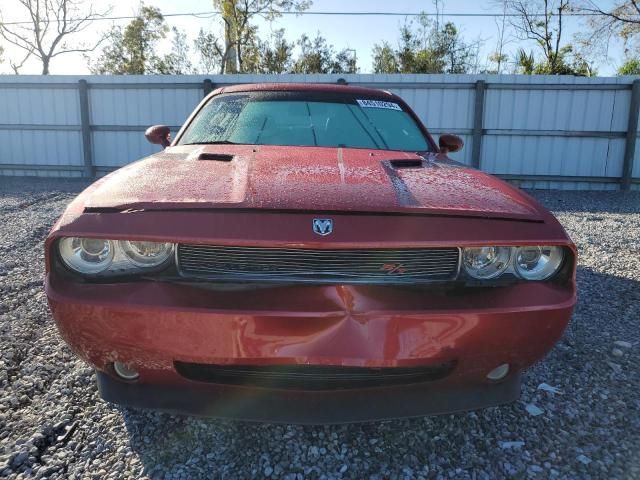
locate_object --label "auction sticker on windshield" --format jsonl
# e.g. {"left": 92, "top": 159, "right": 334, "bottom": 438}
{"left": 356, "top": 99, "right": 403, "bottom": 111}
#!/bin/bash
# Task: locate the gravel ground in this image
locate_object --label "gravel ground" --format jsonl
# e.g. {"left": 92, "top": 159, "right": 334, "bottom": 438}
{"left": 0, "top": 177, "right": 638, "bottom": 480}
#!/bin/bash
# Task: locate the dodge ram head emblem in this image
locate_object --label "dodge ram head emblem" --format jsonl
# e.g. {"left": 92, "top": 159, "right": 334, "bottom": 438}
{"left": 312, "top": 218, "right": 333, "bottom": 236}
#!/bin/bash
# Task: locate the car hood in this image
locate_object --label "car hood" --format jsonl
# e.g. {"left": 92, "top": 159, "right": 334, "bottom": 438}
{"left": 83, "top": 145, "right": 543, "bottom": 221}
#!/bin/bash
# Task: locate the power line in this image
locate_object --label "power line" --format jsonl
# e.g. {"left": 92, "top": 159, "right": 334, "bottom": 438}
{"left": 0, "top": 9, "right": 604, "bottom": 26}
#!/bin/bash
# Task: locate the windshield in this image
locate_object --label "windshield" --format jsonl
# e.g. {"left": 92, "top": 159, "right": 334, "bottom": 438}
{"left": 178, "top": 91, "right": 431, "bottom": 152}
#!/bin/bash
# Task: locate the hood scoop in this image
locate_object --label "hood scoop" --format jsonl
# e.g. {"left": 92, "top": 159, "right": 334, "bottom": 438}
{"left": 389, "top": 159, "right": 423, "bottom": 168}
{"left": 198, "top": 152, "right": 234, "bottom": 162}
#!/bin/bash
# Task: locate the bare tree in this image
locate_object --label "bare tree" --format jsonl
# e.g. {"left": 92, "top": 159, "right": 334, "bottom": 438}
{"left": 576, "top": 1, "right": 640, "bottom": 55}
{"left": 488, "top": 2, "right": 512, "bottom": 73}
{"left": 0, "top": 0, "right": 110, "bottom": 74}
{"left": 579, "top": 0, "right": 640, "bottom": 27}
{"left": 502, "top": 0, "right": 570, "bottom": 73}
{"left": 9, "top": 49, "right": 34, "bottom": 74}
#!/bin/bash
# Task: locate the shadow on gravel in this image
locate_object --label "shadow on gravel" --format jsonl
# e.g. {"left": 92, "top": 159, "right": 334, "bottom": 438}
{"left": 114, "top": 266, "right": 640, "bottom": 479}
{"left": 0, "top": 177, "right": 90, "bottom": 195}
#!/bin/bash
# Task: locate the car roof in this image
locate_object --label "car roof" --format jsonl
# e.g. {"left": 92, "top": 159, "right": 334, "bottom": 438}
{"left": 212, "top": 82, "right": 400, "bottom": 101}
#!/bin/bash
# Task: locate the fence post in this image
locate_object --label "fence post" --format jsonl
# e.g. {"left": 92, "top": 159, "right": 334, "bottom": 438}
{"left": 622, "top": 79, "right": 640, "bottom": 191}
{"left": 471, "top": 80, "right": 486, "bottom": 169}
{"left": 78, "top": 79, "right": 94, "bottom": 178}
{"left": 203, "top": 79, "right": 213, "bottom": 98}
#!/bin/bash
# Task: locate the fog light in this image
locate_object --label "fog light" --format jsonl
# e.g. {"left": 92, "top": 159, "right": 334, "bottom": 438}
{"left": 486, "top": 363, "right": 510, "bottom": 381}
{"left": 113, "top": 361, "right": 139, "bottom": 380}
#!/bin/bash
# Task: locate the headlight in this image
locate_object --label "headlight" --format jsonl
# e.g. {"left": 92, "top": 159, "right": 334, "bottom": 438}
{"left": 57, "top": 237, "right": 175, "bottom": 276}
{"left": 58, "top": 237, "right": 114, "bottom": 274}
{"left": 463, "top": 246, "right": 511, "bottom": 279}
{"left": 121, "top": 240, "right": 173, "bottom": 267}
{"left": 514, "top": 246, "right": 564, "bottom": 280}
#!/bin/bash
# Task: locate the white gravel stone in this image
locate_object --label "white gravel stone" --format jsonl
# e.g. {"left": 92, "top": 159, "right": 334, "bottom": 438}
{"left": 525, "top": 404, "right": 545, "bottom": 416}
{"left": 577, "top": 454, "right": 592, "bottom": 465}
{"left": 498, "top": 441, "right": 525, "bottom": 449}
{"left": 607, "top": 361, "right": 622, "bottom": 373}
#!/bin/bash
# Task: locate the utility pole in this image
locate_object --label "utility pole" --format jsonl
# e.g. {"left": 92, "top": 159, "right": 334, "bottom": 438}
{"left": 346, "top": 48, "right": 357, "bottom": 73}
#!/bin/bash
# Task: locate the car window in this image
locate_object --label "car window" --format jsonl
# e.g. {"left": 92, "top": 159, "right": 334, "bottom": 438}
{"left": 178, "top": 93, "right": 430, "bottom": 152}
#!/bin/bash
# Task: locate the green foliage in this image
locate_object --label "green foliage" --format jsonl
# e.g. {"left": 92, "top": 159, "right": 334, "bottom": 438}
{"left": 334, "top": 48, "right": 357, "bottom": 75}
{"left": 252, "top": 29, "right": 295, "bottom": 74}
{"left": 291, "top": 33, "right": 356, "bottom": 74}
{"left": 486, "top": 51, "right": 510, "bottom": 74}
{"left": 200, "top": 27, "right": 354, "bottom": 74}
{"left": 214, "top": 0, "right": 311, "bottom": 22}
{"left": 372, "top": 42, "right": 399, "bottom": 73}
{"left": 503, "top": 0, "right": 596, "bottom": 76}
{"left": 153, "top": 28, "right": 194, "bottom": 74}
{"left": 84, "top": 0, "right": 612, "bottom": 77}
{"left": 209, "top": 0, "right": 311, "bottom": 73}
{"left": 515, "top": 46, "right": 597, "bottom": 76}
{"left": 372, "top": 15, "right": 478, "bottom": 74}
{"left": 91, "top": 6, "right": 192, "bottom": 74}
{"left": 194, "top": 29, "right": 225, "bottom": 74}
{"left": 618, "top": 58, "right": 640, "bottom": 75}
{"left": 517, "top": 49, "right": 535, "bottom": 74}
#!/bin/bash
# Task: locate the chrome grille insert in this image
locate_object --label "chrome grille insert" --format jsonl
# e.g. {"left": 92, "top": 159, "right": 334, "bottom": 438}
{"left": 177, "top": 245, "right": 461, "bottom": 284}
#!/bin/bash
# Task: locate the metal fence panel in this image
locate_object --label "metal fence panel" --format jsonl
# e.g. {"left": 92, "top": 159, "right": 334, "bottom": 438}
{"left": 92, "top": 131, "right": 156, "bottom": 168}
{"left": 89, "top": 87, "right": 199, "bottom": 127}
{"left": 0, "top": 74, "right": 638, "bottom": 190}
{"left": 0, "top": 87, "right": 79, "bottom": 125}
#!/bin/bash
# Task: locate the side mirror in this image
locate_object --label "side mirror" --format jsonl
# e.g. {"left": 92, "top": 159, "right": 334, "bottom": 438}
{"left": 438, "top": 134, "right": 464, "bottom": 154}
{"left": 145, "top": 125, "right": 171, "bottom": 149}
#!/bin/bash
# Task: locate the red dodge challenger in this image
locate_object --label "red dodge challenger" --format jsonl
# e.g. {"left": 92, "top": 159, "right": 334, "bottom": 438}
{"left": 45, "top": 83, "right": 576, "bottom": 423}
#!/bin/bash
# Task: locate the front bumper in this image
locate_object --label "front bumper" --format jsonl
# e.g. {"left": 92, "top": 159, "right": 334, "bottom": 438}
{"left": 46, "top": 275, "right": 574, "bottom": 423}
{"left": 97, "top": 370, "right": 522, "bottom": 424}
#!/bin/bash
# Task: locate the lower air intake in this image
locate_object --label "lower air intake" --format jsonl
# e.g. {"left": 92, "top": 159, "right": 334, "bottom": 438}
{"left": 174, "top": 362, "right": 456, "bottom": 390}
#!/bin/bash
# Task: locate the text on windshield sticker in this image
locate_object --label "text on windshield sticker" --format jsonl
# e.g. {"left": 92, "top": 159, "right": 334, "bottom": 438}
{"left": 356, "top": 99, "right": 402, "bottom": 111}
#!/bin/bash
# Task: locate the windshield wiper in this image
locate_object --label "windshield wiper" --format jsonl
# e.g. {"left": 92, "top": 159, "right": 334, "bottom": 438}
{"left": 183, "top": 140, "right": 238, "bottom": 145}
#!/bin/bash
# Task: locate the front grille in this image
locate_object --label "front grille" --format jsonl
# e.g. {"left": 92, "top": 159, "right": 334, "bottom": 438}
{"left": 177, "top": 244, "right": 460, "bottom": 284}
{"left": 174, "top": 362, "right": 456, "bottom": 390}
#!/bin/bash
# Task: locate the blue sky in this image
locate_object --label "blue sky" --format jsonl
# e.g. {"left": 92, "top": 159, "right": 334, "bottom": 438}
{"left": 0, "top": 0, "right": 626, "bottom": 75}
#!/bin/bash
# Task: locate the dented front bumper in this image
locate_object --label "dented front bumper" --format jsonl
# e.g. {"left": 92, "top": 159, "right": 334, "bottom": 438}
{"left": 46, "top": 273, "right": 574, "bottom": 423}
